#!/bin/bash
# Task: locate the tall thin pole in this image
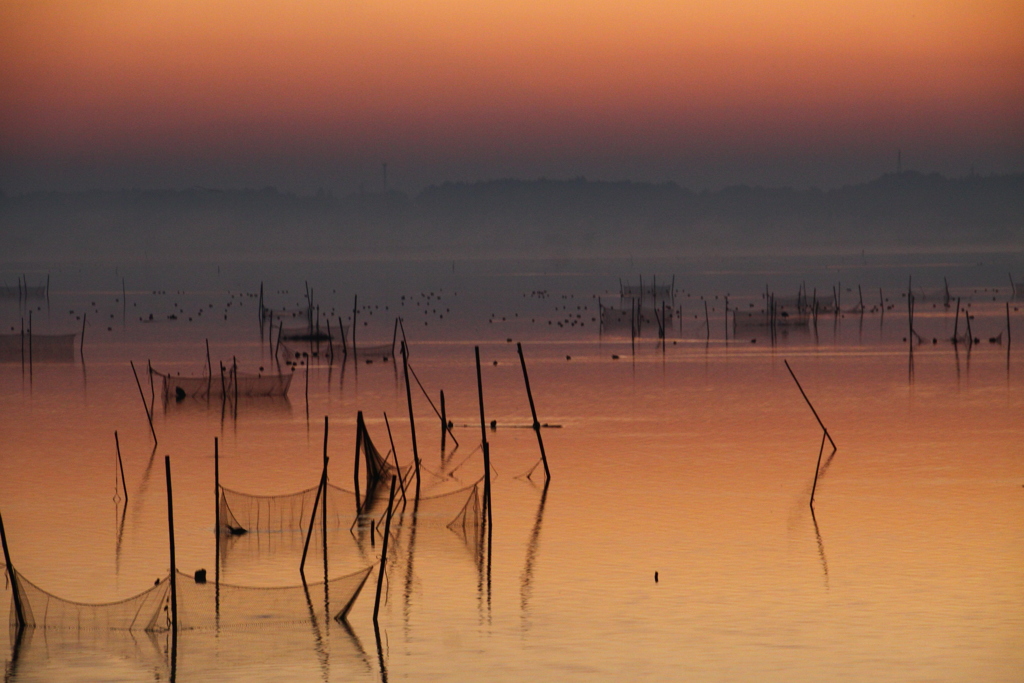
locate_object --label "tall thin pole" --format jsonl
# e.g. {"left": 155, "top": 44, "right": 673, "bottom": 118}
{"left": 474, "top": 346, "right": 492, "bottom": 517}
{"left": 809, "top": 431, "right": 827, "bottom": 508}
{"left": 164, "top": 456, "right": 177, "bottom": 632}
{"left": 383, "top": 412, "right": 407, "bottom": 503}
{"left": 373, "top": 476, "right": 397, "bottom": 624}
{"left": 354, "top": 412, "right": 364, "bottom": 511}
{"left": 322, "top": 416, "right": 328, "bottom": 554}
{"left": 440, "top": 390, "right": 447, "bottom": 455}
{"left": 352, "top": 295, "right": 358, "bottom": 362}
{"left": 300, "top": 456, "right": 329, "bottom": 578}
{"left": 402, "top": 342, "right": 421, "bottom": 497}
{"left": 0, "top": 505, "right": 25, "bottom": 627}
{"left": 516, "top": 343, "right": 550, "bottom": 482}
{"left": 115, "top": 431, "right": 128, "bottom": 504}
{"left": 206, "top": 339, "right": 213, "bottom": 397}
{"left": 214, "top": 437, "right": 220, "bottom": 600}
{"left": 783, "top": 360, "right": 836, "bottom": 450}
{"left": 130, "top": 361, "right": 157, "bottom": 444}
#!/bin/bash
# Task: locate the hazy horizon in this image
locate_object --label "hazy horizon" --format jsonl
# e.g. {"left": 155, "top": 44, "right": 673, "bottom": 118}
{"left": 3, "top": 1, "right": 1021, "bottom": 195}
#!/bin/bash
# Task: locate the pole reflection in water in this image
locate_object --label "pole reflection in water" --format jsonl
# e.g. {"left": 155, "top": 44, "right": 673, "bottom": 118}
{"left": 520, "top": 480, "right": 549, "bottom": 632}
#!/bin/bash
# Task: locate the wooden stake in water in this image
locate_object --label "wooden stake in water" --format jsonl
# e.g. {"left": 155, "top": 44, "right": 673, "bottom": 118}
{"left": 517, "top": 343, "right": 550, "bottom": 483}
{"left": 373, "top": 476, "right": 397, "bottom": 624}
{"left": 475, "top": 346, "right": 492, "bottom": 515}
{"left": 80, "top": 312, "right": 86, "bottom": 357}
{"left": 322, "top": 416, "right": 328, "bottom": 544}
{"left": 402, "top": 342, "right": 421, "bottom": 498}
{"left": 164, "top": 456, "right": 178, "bottom": 633}
{"left": 300, "top": 456, "right": 329, "bottom": 578}
{"left": 214, "top": 437, "right": 220, "bottom": 603}
{"left": 205, "top": 339, "right": 213, "bottom": 398}
{"left": 130, "top": 361, "right": 157, "bottom": 444}
{"left": 114, "top": 431, "right": 128, "bottom": 504}
{"left": 783, "top": 360, "right": 836, "bottom": 451}
{"left": 383, "top": 412, "right": 407, "bottom": 504}
{"left": 1006, "top": 302, "right": 1011, "bottom": 346}
{"left": 953, "top": 298, "right": 961, "bottom": 343}
{"left": 0, "top": 503, "right": 25, "bottom": 628}
{"left": 809, "top": 431, "right": 827, "bottom": 509}
{"left": 440, "top": 390, "right": 447, "bottom": 455}
{"left": 352, "top": 294, "right": 358, "bottom": 362}
{"left": 353, "top": 412, "right": 364, "bottom": 511}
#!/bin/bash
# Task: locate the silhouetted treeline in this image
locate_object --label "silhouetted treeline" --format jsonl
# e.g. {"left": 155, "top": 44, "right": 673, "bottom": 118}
{"left": 2, "top": 171, "right": 1021, "bottom": 260}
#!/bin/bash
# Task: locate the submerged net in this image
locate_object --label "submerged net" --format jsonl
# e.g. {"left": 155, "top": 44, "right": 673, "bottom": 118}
{"left": 157, "top": 371, "right": 292, "bottom": 398}
{"left": 176, "top": 566, "right": 373, "bottom": 630}
{"left": 405, "top": 484, "right": 481, "bottom": 537}
{"left": 353, "top": 343, "right": 394, "bottom": 361}
{"left": 217, "top": 420, "right": 405, "bottom": 536}
{"left": 219, "top": 483, "right": 358, "bottom": 535}
{"left": 7, "top": 566, "right": 373, "bottom": 633}
{"left": 9, "top": 569, "right": 172, "bottom": 632}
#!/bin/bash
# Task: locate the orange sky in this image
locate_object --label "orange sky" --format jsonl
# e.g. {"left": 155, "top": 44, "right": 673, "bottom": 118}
{"left": 1, "top": 0, "right": 1021, "bottom": 191}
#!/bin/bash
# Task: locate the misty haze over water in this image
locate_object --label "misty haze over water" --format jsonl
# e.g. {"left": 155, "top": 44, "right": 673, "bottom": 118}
{"left": 3, "top": 171, "right": 1021, "bottom": 263}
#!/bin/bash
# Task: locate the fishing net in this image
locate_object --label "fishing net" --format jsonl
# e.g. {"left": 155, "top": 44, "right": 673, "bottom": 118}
{"left": 280, "top": 325, "right": 333, "bottom": 342}
{"left": 217, "top": 420, "right": 404, "bottom": 536}
{"left": 405, "top": 484, "right": 481, "bottom": 535}
{"left": 157, "top": 371, "right": 292, "bottom": 398}
{"left": 7, "top": 566, "right": 373, "bottom": 633}
{"left": 8, "top": 569, "right": 172, "bottom": 632}
{"left": 218, "top": 482, "right": 359, "bottom": 535}
{"left": 175, "top": 566, "right": 373, "bottom": 630}
{"left": 353, "top": 343, "right": 393, "bottom": 361}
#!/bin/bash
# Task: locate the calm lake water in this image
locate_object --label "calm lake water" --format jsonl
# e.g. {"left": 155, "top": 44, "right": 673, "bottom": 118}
{"left": 2, "top": 254, "right": 1022, "bottom": 681}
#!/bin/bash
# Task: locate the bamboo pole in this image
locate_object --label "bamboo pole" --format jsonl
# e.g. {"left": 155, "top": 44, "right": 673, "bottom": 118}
{"left": 354, "top": 412, "right": 364, "bottom": 511}
{"left": 809, "top": 431, "right": 827, "bottom": 508}
{"left": 783, "top": 360, "right": 836, "bottom": 450}
{"left": 383, "top": 412, "right": 407, "bottom": 503}
{"left": 402, "top": 342, "right": 421, "bottom": 498}
{"left": 372, "top": 476, "right": 397, "bottom": 624}
{"left": 953, "top": 298, "right": 961, "bottom": 342}
{"left": 1007, "top": 302, "right": 1012, "bottom": 346}
{"left": 0, "top": 504, "right": 25, "bottom": 628}
{"left": 391, "top": 317, "right": 399, "bottom": 359}
{"left": 164, "top": 456, "right": 177, "bottom": 633}
{"left": 352, "top": 295, "right": 358, "bottom": 362}
{"left": 80, "top": 312, "right": 86, "bottom": 357}
{"left": 300, "top": 456, "right": 329, "bottom": 578}
{"left": 115, "top": 431, "right": 128, "bottom": 504}
{"left": 474, "top": 346, "right": 492, "bottom": 515}
{"left": 214, "top": 437, "right": 220, "bottom": 601}
{"left": 130, "top": 361, "right": 157, "bottom": 443}
{"left": 516, "top": 343, "right": 550, "bottom": 482}
{"left": 440, "top": 390, "right": 447, "bottom": 455}
{"left": 322, "top": 416, "right": 328, "bottom": 548}
{"left": 965, "top": 305, "right": 974, "bottom": 345}
{"left": 206, "top": 339, "right": 213, "bottom": 398}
